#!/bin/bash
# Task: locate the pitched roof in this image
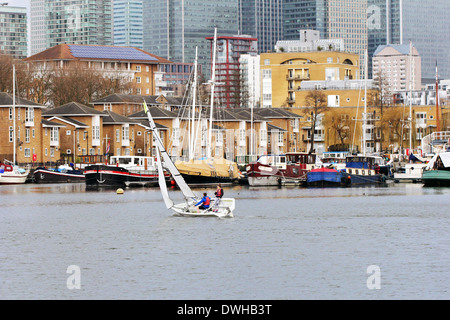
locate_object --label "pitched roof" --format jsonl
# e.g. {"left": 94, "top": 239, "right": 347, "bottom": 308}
{"left": 41, "top": 119, "right": 66, "bottom": 127}
{"left": 0, "top": 93, "right": 44, "bottom": 107}
{"left": 373, "top": 44, "right": 414, "bottom": 56}
{"left": 253, "top": 108, "right": 302, "bottom": 119}
{"left": 102, "top": 110, "right": 139, "bottom": 125}
{"left": 128, "top": 106, "right": 179, "bottom": 119}
{"left": 45, "top": 116, "right": 89, "bottom": 128}
{"left": 24, "top": 44, "right": 173, "bottom": 64}
{"left": 42, "top": 102, "right": 106, "bottom": 116}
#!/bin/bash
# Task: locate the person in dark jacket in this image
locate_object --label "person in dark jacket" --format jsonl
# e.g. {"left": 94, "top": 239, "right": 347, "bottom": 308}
{"left": 195, "top": 193, "right": 211, "bottom": 211}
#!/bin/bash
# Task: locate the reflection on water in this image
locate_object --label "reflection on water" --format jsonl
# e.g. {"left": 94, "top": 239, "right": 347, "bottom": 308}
{"left": 0, "top": 182, "right": 449, "bottom": 299}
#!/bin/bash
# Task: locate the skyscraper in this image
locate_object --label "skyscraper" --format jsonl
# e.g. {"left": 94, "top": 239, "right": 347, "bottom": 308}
{"left": 113, "top": 0, "right": 143, "bottom": 49}
{"left": 30, "top": 0, "right": 113, "bottom": 56}
{"left": 238, "top": 0, "right": 284, "bottom": 53}
{"left": 283, "top": 0, "right": 368, "bottom": 77}
{"left": 143, "top": 0, "right": 239, "bottom": 78}
{"left": 0, "top": 5, "right": 27, "bottom": 59}
{"left": 368, "top": 0, "right": 450, "bottom": 82}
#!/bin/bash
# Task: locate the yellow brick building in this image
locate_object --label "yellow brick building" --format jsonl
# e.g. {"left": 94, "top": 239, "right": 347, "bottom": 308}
{"left": 260, "top": 51, "right": 360, "bottom": 109}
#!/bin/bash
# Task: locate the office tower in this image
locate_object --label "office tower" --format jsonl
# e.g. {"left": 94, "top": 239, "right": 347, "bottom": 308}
{"left": 283, "top": 0, "right": 368, "bottom": 77}
{"left": 113, "top": 0, "right": 143, "bottom": 49}
{"left": 369, "top": 0, "right": 450, "bottom": 82}
{"left": 0, "top": 5, "right": 27, "bottom": 59}
{"left": 238, "top": 0, "right": 283, "bottom": 53}
{"left": 30, "top": 0, "right": 113, "bottom": 56}
{"left": 283, "top": 0, "right": 327, "bottom": 41}
{"left": 143, "top": 0, "right": 239, "bottom": 79}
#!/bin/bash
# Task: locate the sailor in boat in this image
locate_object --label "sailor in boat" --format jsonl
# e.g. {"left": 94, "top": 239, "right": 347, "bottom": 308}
{"left": 213, "top": 184, "right": 224, "bottom": 212}
{"left": 195, "top": 193, "right": 211, "bottom": 212}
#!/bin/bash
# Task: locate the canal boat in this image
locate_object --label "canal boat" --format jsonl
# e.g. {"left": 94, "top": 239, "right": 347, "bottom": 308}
{"left": 342, "top": 155, "right": 385, "bottom": 186}
{"left": 306, "top": 167, "right": 351, "bottom": 187}
{"left": 422, "top": 152, "right": 450, "bottom": 187}
{"left": 33, "top": 164, "right": 85, "bottom": 183}
{"left": 143, "top": 101, "right": 234, "bottom": 218}
{"left": 0, "top": 162, "right": 29, "bottom": 184}
{"left": 84, "top": 155, "right": 167, "bottom": 187}
{"left": 246, "top": 153, "right": 317, "bottom": 186}
{"left": 320, "top": 151, "right": 349, "bottom": 170}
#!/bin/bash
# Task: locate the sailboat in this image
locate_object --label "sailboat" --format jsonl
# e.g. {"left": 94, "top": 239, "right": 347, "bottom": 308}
{"left": 174, "top": 35, "right": 240, "bottom": 185}
{"left": 144, "top": 101, "right": 235, "bottom": 218}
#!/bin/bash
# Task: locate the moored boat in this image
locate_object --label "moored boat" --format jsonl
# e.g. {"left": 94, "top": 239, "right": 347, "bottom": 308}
{"left": 84, "top": 155, "right": 168, "bottom": 187}
{"left": 0, "top": 162, "right": 29, "bottom": 185}
{"left": 246, "top": 153, "right": 317, "bottom": 186}
{"left": 342, "top": 155, "right": 385, "bottom": 186}
{"left": 306, "top": 167, "right": 351, "bottom": 187}
{"left": 33, "top": 164, "right": 85, "bottom": 183}
{"left": 422, "top": 152, "right": 450, "bottom": 187}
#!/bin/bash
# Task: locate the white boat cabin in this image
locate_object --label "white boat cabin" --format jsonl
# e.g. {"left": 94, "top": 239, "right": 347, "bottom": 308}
{"left": 109, "top": 156, "right": 156, "bottom": 171}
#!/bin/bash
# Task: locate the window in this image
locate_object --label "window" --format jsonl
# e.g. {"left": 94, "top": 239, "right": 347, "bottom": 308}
{"left": 264, "top": 59, "right": 270, "bottom": 65}
{"left": 136, "top": 77, "right": 141, "bottom": 83}
{"left": 9, "top": 126, "right": 13, "bottom": 142}
{"left": 116, "top": 129, "right": 120, "bottom": 142}
{"left": 24, "top": 148, "right": 31, "bottom": 157}
{"left": 136, "top": 65, "right": 141, "bottom": 72}
{"left": 9, "top": 108, "right": 13, "bottom": 120}
{"left": 25, "top": 128, "right": 30, "bottom": 142}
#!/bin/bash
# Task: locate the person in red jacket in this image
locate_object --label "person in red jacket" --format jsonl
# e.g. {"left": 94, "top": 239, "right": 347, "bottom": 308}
{"left": 213, "top": 184, "right": 224, "bottom": 212}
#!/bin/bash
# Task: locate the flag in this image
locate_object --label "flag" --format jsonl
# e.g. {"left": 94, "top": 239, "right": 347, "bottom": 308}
{"left": 105, "top": 141, "right": 110, "bottom": 155}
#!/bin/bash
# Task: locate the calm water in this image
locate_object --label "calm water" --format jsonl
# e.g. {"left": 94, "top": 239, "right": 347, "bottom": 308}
{"left": 0, "top": 182, "right": 448, "bottom": 300}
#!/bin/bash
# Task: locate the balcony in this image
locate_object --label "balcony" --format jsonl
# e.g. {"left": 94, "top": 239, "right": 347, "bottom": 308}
{"left": 286, "top": 74, "right": 310, "bottom": 81}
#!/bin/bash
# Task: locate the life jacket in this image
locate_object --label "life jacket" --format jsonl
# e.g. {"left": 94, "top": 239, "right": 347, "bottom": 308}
{"left": 216, "top": 188, "right": 223, "bottom": 197}
{"left": 204, "top": 197, "right": 210, "bottom": 206}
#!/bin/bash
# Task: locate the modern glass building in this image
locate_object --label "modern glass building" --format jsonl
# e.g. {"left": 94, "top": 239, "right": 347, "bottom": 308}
{"left": 283, "top": 0, "right": 327, "bottom": 41}
{"left": 30, "top": 0, "right": 113, "bottom": 55}
{"left": 113, "top": 0, "right": 143, "bottom": 49}
{"left": 282, "top": 0, "right": 368, "bottom": 77}
{"left": 0, "top": 6, "right": 27, "bottom": 59}
{"left": 238, "top": 0, "right": 284, "bottom": 53}
{"left": 368, "top": 0, "right": 450, "bottom": 82}
{"left": 143, "top": 0, "right": 239, "bottom": 79}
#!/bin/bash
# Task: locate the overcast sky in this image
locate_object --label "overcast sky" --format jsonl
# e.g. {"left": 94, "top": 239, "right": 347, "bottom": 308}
{"left": 6, "top": 0, "right": 30, "bottom": 8}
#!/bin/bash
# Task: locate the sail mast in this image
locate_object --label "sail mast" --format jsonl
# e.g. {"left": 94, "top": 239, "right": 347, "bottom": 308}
{"left": 363, "top": 50, "right": 368, "bottom": 156}
{"left": 436, "top": 61, "right": 441, "bottom": 132}
{"left": 13, "top": 64, "right": 16, "bottom": 165}
{"left": 208, "top": 28, "right": 217, "bottom": 158}
{"left": 190, "top": 47, "right": 199, "bottom": 160}
{"left": 409, "top": 40, "right": 413, "bottom": 152}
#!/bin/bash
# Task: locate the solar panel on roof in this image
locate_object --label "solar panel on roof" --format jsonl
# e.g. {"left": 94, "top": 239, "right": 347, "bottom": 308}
{"left": 68, "top": 45, "right": 157, "bottom": 61}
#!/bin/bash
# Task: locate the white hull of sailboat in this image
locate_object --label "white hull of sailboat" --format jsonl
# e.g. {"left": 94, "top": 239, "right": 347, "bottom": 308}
{"left": 171, "top": 198, "right": 235, "bottom": 218}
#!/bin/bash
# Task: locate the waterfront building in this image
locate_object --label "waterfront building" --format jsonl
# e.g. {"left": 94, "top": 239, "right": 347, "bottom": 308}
{"left": 143, "top": 0, "right": 239, "bottom": 80}
{"left": 0, "top": 93, "right": 56, "bottom": 165}
{"left": 372, "top": 43, "right": 421, "bottom": 103}
{"left": 42, "top": 102, "right": 106, "bottom": 162}
{"left": 30, "top": 0, "right": 113, "bottom": 56}
{"left": 238, "top": 0, "right": 283, "bottom": 53}
{"left": 206, "top": 34, "right": 258, "bottom": 108}
{"left": 368, "top": 0, "right": 450, "bottom": 82}
{"left": 113, "top": 0, "right": 143, "bottom": 49}
{"left": 260, "top": 50, "right": 360, "bottom": 109}
{"left": 24, "top": 44, "right": 172, "bottom": 99}
{"left": 0, "top": 5, "right": 27, "bottom": 59}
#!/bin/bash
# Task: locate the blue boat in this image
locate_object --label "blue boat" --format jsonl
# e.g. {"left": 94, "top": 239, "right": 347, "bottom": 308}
{"left": 343, "top": 155, "right": 385, "bottom": 185}
{"left": 306, "top": 167, "right": 350, "bottom": 187}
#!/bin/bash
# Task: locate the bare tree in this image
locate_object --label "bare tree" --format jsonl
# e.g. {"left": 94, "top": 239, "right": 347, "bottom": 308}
{"left": 303, "top": 90, "right": 328, "bottom": 153}
{"left": 323, "top": 108, "right": 354, "bottom": 150}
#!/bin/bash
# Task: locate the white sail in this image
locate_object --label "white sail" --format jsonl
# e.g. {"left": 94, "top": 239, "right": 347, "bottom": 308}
{"left": 155, "top": 143, "right": 174, "bottom": 209}
{"left": 143, "top": 101, "right": 197, "bottom": 200}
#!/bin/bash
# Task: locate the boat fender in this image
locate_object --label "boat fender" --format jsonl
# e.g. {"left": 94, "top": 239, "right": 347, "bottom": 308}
{"left": 116, "top": 188, "right": 124, "bottom": 194}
